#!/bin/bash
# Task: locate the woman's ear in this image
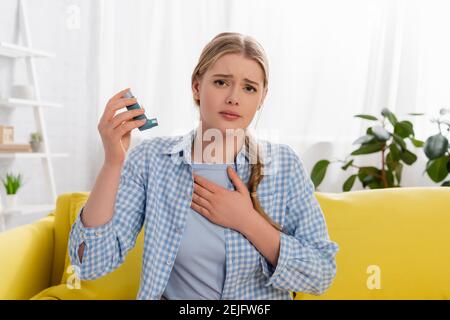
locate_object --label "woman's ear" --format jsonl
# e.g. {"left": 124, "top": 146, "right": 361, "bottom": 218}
{"left": 192, "top": 78, "right": 201, "bottom": 99}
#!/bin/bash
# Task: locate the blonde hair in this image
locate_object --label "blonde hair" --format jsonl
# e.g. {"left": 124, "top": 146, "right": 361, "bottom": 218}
{"left": 191, "top": 32, "right": 282, "bottom": 232}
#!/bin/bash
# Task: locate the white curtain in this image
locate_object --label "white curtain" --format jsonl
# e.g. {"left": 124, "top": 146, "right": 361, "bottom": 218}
{"left": 92, "top": 0, "right": 450, "bottom": 192}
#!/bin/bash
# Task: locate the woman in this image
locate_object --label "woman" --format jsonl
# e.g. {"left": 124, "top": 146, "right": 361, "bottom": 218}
{"left": 68, "top": 32, "right": 339, "bottom": 300}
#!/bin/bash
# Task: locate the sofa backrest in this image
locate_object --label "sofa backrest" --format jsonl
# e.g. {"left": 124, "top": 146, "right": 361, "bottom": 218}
{"left": 52, "top": 187, "right": 450, "bottom": 299}
{"left": 296, "top": 187, "right": 450, "bottom": 299}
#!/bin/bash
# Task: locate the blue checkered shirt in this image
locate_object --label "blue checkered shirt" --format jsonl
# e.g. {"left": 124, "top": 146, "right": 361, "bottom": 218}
{"left": 68, "top": 127, "right": 339, "bottom": 300}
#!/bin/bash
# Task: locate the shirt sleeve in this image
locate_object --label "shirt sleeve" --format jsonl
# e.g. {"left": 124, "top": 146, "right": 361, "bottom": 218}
{"left": 68, "top": 143, "right": 148, "bottom": 280}
{"left": 259, "top": 145, "right": 339, "bottom": 295}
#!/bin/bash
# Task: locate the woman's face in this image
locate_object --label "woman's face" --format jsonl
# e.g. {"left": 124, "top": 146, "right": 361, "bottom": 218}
{"left": 192, "top": 53, "right": 267, "bottom": 135}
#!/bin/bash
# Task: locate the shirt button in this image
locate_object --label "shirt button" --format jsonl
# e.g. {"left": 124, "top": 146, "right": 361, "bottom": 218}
{"left": 166, "top": 259, "right": 172, "bottom": 265}
{"left": 95, "top": 231, "right": 101, "bottom": 237}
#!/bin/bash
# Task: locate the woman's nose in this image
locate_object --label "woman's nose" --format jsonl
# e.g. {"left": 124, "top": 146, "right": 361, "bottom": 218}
{"left": 226, "top": 97, "right": 238, "bottom": 105}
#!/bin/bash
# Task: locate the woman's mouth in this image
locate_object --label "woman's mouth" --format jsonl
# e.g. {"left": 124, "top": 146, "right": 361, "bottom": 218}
{"left": 219, "top": 112, "right": 241, "bottom": 121}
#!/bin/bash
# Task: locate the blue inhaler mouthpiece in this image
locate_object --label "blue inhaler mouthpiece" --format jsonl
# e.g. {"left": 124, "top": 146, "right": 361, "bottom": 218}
{"left": 123, "top": 90, "right": 158, "bottom": 131}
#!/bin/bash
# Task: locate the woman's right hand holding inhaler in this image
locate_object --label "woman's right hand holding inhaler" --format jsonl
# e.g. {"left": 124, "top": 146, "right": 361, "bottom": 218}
{"left": 76, "top": 88, "right": 145, "bottom": 263}
{"left": 98, "top": 88, "right": 146, "bottom": 167}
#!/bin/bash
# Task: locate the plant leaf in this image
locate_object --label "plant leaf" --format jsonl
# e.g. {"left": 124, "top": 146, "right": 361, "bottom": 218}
{"left": 394, "top": 120, "right": 414, "bottom": 138}
{"left": 426, "top": 156, "right": 449, "bottom": 182}
{"left": 389, "top": 143, "right": 401, "bottom": 161}
{"left": 343, "top": 174, "right": 357, "bottom": 192}
{"left": 310, "top": 160, "right": 330, "bottom": 188}
{"left": 386, "top": 170, "right": 395, "bottom": 187}
{"left": 394, "top": 162, "right": 403, "bottom": 185}
{"left": 424, "top": 134, "right": 449, "bottom": 160}
{"left": 410, "top": 137, "right": 425, "bottom": 148}
{"left": 399, "top": 149, "right": 418, "bottom": 165}
{"left": 381, "top": 108, "right": 398, "bottom": 126}
{"left": 386, "top": 152, "right": 397, "bottom": 171}
{"left": 351, "top": 142, "right": 384, "bottom": 155}
{"left": 358, "top": 167, "right": 381, "bottom": 188}
{"left": 371, "top": 126, "right": 391, "bottom": 141}
{"left": 341, "top": 159, "right": 354, "bottom": 170}
{"left": 392, "top": 133, "right": 407, "bottom": 150}
{"left": 352, "top": 135, "right": 375, "bottom": 145}
{"left": 354, "top": 114, "right": 378, "bottom": 121}
{"left": 367, "top": 178, "right": 383, "bottom": 189}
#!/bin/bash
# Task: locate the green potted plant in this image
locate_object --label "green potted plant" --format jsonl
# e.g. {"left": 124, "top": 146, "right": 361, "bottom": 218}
{"left": 1, "top": 172, "right": 23, "bottom": 208}
{"left": 311, "top": 108, "right": 424, "bottom": 191}
{"left": 29, "top": 132, "right": 43, "bottom": 152}
{"left": 422, "top": 108, "right": 450, "bottom": 186}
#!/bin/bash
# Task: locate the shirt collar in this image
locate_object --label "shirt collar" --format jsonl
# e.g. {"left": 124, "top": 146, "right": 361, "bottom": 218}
{"left": 160, "top": 126, "right": 252, "bottom": 166}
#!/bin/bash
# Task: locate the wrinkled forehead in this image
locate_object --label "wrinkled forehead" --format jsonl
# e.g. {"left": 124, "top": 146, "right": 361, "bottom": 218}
{"left": 206, "top": 53, "right": 265, "bottom": 85}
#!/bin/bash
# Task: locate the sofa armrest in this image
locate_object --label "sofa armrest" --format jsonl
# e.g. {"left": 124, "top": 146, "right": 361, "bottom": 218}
{"left": 0, "top": 215, "right": 55, "bottom": 299}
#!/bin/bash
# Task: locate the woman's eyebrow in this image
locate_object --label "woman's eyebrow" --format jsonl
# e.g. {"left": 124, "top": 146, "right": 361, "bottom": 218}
{"left": 212, "top": 73, "right": 260, "bottom": 87}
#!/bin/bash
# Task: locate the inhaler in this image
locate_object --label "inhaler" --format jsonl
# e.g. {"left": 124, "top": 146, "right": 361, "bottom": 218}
{"left": 123, "top": 90, "right": 158, "bottom": 131}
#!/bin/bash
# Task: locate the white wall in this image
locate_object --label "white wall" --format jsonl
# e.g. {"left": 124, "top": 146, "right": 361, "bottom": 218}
{"left": 0, "top": 0, "right": 446, "bottom": 209}
{"left": 0, "top": 0, "right": 100, "bottom": 206}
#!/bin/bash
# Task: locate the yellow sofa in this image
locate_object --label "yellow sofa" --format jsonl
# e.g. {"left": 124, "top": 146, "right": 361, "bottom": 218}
{"left": 0, "top": 187, "right": 449, "bottom": 300}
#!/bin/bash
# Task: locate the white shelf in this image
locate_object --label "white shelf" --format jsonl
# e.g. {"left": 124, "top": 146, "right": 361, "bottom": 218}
{"left": 0, "top": 41, "right": 55, "bottom": 58}
{"left": 0, "top": 152, "right": 69, "bottom": 159}
{"left": 0, "top": 0, "right": 63, "bottom": 206}
{"left": 0, "top": 97, "right": 63, "bottom": 108}
{"left": 1, "top": 204, "right": 54, "bottom": 216}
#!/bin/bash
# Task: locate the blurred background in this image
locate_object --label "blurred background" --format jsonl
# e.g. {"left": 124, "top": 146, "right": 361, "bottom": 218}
{"left": 0, "top": 0, "right": 449, "bottom": 229}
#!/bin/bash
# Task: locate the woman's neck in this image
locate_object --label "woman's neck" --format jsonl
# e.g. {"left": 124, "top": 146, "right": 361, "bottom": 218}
{"left": 191, "top": 126, "right": 245, "bottom": 164}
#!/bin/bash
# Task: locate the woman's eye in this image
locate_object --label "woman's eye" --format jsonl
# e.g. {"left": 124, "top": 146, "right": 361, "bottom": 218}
{"left": 214, "top": 80, "right": 226, "bottom": 86}
{"left": 214, "top": 80, "right": 256, "bottom": 93}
